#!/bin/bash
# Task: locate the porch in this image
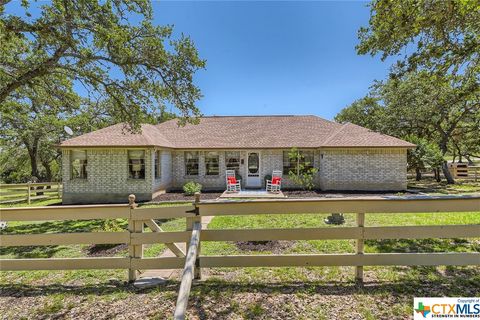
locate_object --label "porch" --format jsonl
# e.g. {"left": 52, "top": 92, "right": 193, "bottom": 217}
{"left": 220, "top": 189, "right": 286, "bottom": 199}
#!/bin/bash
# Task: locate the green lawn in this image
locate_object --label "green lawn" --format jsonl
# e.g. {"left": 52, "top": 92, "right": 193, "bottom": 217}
{"left": 0, "top": 187, "right": 61, "bottom": 205}
{"left": 408, "top": 178, "right": 480, "bottom": 194}
{"left": 1, "top": 207, "right": 479, "bottom": 319}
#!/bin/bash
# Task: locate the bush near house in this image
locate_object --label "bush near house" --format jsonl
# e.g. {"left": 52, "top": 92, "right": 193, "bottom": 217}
{"left": 287, "top": 147, "right": 318, "bottom": 190}
{"left": 183, "top": 181, "right": 202, "bottom": 195}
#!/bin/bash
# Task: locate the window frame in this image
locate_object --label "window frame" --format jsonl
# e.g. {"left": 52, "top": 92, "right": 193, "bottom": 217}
{"left": 70, "top": 150, "right": 88, "bottom": 180}
{"left": 205, "top": 151, "right": 220, "bottom": 176}
{"left": 128, "top": 150, "right": 146, "bottom": 180}
{"left": 185, "top": 151, "right": 199, "bottom": 176}
{"left": 283, "top": 150, "right": 315, "bottom": 175}
{"left": 225, "top": 151, "right": 241, "bottom": 175}
{"left": 302, "top": 150, "right": 315, "bottom": 173}
{"left": 154, "top": 150, "right": 161, "bottom": 180}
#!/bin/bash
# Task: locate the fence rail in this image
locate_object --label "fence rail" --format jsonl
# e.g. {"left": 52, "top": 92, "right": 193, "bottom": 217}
{"left": 0, "top": 182, "right": 62, "bottom": 204}
{"left": 0, "top": 194, "right": 479, "bottom": 320}
{"left": 408, "top": 165, "right": 480, "bottom": 181}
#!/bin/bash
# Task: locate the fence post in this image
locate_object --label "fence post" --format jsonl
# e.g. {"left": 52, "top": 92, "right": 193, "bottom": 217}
{"left": 57, "top": 182, "right": 61, "bottom": 199}
{"left": 186, "top": 192, "right": 202, "bottom": 280}
{"left": 128, "top": 194, "right": 142, "bottom": 282}
{"left": 356, "top": 212, "right": 365, "bottom": 283}
{"left": 27, "top": 182, "right": 31, "bottom": 205}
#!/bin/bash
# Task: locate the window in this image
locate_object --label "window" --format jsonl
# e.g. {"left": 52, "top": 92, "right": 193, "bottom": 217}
{"left": 154, "top": 151, "right": 161, "bottom": 179}
{"left": 303, "top": 151, "right": 314, "bottom": 172}
{"left": 185, "top": 151, "right": 199, "bottom": 175}
{"left": 283, "top": 150, "right": 315, "bottom": 174}
{"left": 128, "top": 150, "right": 145, "bottom": 179}
{"left": 205, "top": 151, "right": 219, "bottom": 175}
{"left": 225, "top": 151, "right": 240, "bottom": 174}
{"left": 71, "top": 150, "right": 87, "bottom": 179}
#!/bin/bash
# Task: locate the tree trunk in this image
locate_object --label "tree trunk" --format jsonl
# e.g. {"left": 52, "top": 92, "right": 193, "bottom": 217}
{"left": 439, "top": 138, "right": 455, "bottom": 184}
{"left": 415, "top": 168, "right": 422, "bottom": 181}
{"left": 442, "top": 161, "right": 455, "bottom": 184}
{"left": 27, "top": 148, "right": 40, "bottom": 179}
{"left": 434, "top": 168, "right": 441, "bottom": 182}
{"left": 465, "top": 156, "right": 474, "bottom": 166}
{"left": 24, "top": 135, "right": 43, "bottom": 181}
{"left": 42, "top": 160, "right": 53, "bottom": 182}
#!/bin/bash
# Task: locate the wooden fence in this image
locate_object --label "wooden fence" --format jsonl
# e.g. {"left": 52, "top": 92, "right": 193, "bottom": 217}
{"left": 0, "top": 182, "right": 62, "bottom": 204}
{"left": 408, "top": 165, "right": 480, "bottom": 181}
{"left": 467, "top": 166, "right": 480, "bottom": 181}
{"left": 0, "top": 194, "right": 479, "bottom": 320}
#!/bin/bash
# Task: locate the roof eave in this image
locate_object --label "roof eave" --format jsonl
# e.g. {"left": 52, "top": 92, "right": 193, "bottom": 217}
{"left": 57, "top": 144, "right": 173, "bottom": 149}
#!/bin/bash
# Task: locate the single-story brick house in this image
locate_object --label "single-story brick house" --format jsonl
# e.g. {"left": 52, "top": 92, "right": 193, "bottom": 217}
{"left": 59, "top": 115, "right": 414, "bottom": 204}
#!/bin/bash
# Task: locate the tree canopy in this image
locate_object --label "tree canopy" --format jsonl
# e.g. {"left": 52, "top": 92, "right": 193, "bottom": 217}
{"left": 337, "top": 0, "right": 480, "bottom": 183}
{"left": 0, "top": 0, "right": 205, "bottom": 128}
{"left": 0, "top": 0, "right": 205, "bottom": 182}
{"left": 357, "top": 0, "right": 479, "bottom": 79}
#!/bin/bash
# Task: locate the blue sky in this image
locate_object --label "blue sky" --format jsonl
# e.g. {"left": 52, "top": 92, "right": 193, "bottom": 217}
{"left": 4, "top": 1, "right": 396, "bottom": 120}
{"left": 153, "top": 1, "right": 394, "bottom": 120}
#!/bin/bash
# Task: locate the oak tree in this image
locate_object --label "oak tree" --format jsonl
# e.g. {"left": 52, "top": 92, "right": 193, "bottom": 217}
{"left": 0, "top": 0, "right": 205, "bottom": 128}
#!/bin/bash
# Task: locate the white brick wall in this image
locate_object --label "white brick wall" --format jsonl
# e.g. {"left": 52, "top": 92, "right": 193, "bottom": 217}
{"left": 260, "top": 149, "right": 321, "bottom": 188}
{"left": 153, "top": 150, "right": 173, "bottom": 191}
{"left": 62, "top": 148, "right": 172, "bottom": 203}
{"left": 170, "top": 149, "right": 320, "bottom": 189}
{"left": 170, "top": 148, "right": 406, "bottom": 190}
{"left": 62, "top": 147, "right": 408, "bottom": 203}
{"left": 171, "top": 150, "right": 247, "bottom": 189}
{"left": 319, "top": 148, "right": 407, "bottom": 190}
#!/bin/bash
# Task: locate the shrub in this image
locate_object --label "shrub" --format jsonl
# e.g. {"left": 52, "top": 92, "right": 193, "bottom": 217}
{"left": 183, "top": 181, "right": 202, "bottom": 195}
{"left": 287, "top": 147, "right": 318, "bottom": 190}
{"left": 101, "top": 219, "right": 124, "bottom": 232}
{"left": 91, "top": 219, "right": 125, "bottom": 252}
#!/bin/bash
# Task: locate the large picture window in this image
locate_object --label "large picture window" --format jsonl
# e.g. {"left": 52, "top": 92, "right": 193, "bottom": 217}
{"left": 205, "top": 151, "right": 219, "bottom": 175}
{"left": 185, "top": 151, "right": 199, "bottom": 176}
{"left": 128, "top": 150, "right": 145, "bottom": 179}
{"left": 71, "top": 150, "right": 87, "bottom": 179}
{"left": 154, "top": 150, "right": 161, "bottom": 179}
{"left": 283, "top": 150, "right": 314, "bottom": 174}
{"left": 225, "top": 151, "right": 240, "bottom": 174}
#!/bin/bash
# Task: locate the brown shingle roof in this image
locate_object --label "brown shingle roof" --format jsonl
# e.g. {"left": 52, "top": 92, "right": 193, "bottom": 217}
{"left": 59, "top": 123, "right": 173, "bottom": 148}
{"left": 156, "top": 115, "right": 339, "bottom": 148}
{"left": 59, "top": 115, "right": 415, "bottom": 148}
{"left": 321, "top": 122, "right": 415, "bottom": 148}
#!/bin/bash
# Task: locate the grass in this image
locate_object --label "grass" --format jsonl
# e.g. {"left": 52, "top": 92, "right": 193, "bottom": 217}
{"left": 1, "top": 204, "right": 479, "bottom": 319}
{"left": 408, "top": 178, "right": 480, "bottom": 194}
{"left": 0, "top": 183, "right": 479, "bottom": 319}
{"left": 0, "top": 197, "right": 62, "bottom": 208}
{"left": 0, "top": 186, "right": 61, "bottom": 205}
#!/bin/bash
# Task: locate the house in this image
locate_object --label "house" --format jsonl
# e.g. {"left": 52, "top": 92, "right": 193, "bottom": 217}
{"left": 59, "top": 115, "right": 415, "bottom": 204}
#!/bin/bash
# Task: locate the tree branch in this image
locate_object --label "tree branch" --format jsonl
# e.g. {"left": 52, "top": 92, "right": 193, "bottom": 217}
{"left": 0, "top": 45, "right": 68, "bottom": 102}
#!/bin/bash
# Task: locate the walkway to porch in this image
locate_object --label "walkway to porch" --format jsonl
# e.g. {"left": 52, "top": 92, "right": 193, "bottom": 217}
{"left": 220, "top": 189, "right": 286, "bottom": 198}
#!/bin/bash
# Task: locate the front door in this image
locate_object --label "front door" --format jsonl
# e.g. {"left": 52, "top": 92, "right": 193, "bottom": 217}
{"left": 246, "top": 152, "right": 261, "bottom": 188}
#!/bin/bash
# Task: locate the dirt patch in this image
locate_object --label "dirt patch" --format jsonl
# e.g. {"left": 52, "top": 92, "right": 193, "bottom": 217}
{"left": 84, "top": 244, "right": 128, "bottom": 257}
{"left": 151, "top": 191, "right": 222, "bottom": 202}
{"left": 283, "top": 189, "right": 408, "bottom": 198}
{"left": 235, "top": 240, "right": 294, "bottom": 253}
{"left": 151, "top": 189, "right": 411, "bottom": 203}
